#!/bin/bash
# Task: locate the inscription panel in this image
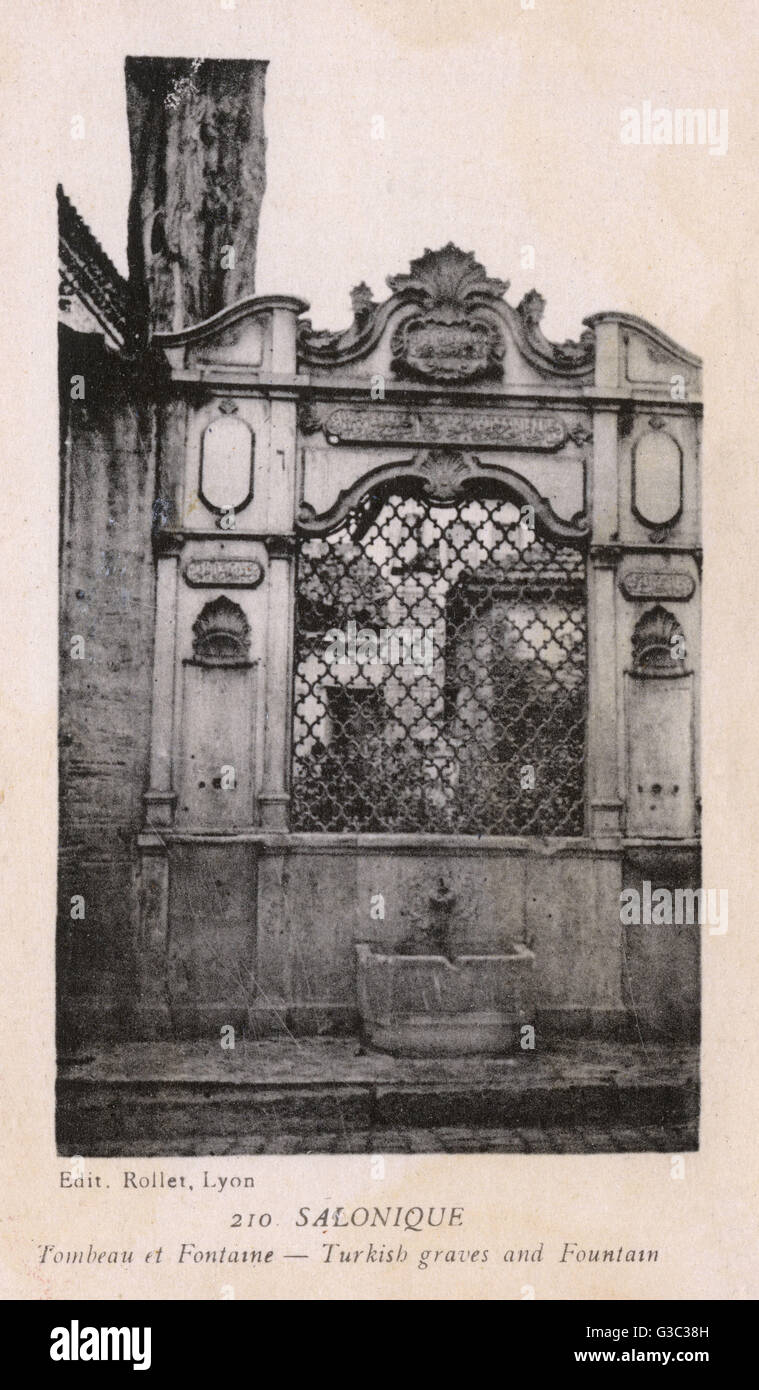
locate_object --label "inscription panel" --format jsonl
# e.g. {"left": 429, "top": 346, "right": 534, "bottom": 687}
{"left": 323, "top": 406, "right": 571, "bottom": 450}
{"left": 620, "top": 570, "right": 695, "bottom": 601}
{"left": 184, "top": 558, "right": 265, "bottom": 588}
{"left": 391, "top": 316, "right": 503, "bottom": 382}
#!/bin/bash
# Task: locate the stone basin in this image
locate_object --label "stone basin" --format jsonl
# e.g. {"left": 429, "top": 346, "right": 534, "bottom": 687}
{"left": 355, "top": 941, "right": 535, "bottom": 1057}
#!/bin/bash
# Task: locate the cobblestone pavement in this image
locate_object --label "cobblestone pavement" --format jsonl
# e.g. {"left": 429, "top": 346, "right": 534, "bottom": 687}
{"left": 88, "top": 1123, "right": 697, "bottom": 1156}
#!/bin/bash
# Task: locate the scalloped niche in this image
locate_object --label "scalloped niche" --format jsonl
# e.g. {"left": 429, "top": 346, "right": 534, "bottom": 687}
{"left": 199, "top": 416, "right": 254, "bottom": 513}
{"left": 631, "top": 430, "right": 682, "bottom": 528}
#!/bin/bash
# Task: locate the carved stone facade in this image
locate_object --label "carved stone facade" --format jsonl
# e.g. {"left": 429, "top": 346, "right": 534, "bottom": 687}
{"left": 59, "top": 214, "right": 702, "bottom": 1047}
{"left": 191, "top": 596, "right": 251, "bottom": 666}
{"left": 631, "top": 605, "right": 687, "bottom": 674}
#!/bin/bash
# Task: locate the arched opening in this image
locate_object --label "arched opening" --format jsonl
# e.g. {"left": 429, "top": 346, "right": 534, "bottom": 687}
{"left": 292, "top": 483, "right": 587, "bottom": 834}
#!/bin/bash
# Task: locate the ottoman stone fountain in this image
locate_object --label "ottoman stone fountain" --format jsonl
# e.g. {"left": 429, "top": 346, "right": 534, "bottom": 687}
{"left": 355, "top": 878, "right": 535, "bottom": 1057}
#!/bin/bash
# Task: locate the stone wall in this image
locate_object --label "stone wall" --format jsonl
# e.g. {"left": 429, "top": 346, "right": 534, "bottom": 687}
{"left": 154, "top": 838, "right": 701, "bottom": 1044}
{"left": 622, "top": 846, "right": 701, "bottom": 1041}
{"left": 157, "top": 838, "right": 636, "bottom": 1040}
{"left": 58, "top": 327, "right": 158, "bottom": 1043}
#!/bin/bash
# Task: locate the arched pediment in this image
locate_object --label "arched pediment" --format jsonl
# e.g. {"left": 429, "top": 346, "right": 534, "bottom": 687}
{"left": 296, "top": 448, "right": 589, "bottom": 545}
{"left": 296, "top": 244, "right": 595, "bottom": 384}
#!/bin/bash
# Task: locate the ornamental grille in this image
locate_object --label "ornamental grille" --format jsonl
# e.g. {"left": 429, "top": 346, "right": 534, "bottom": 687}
{"left": 291, "top": 491, "right": 586, "bottom": 834}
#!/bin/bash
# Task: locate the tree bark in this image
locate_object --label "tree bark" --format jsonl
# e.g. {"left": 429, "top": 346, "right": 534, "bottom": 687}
{"left": 125, "top": 57, "right": 267, "bottom": 339}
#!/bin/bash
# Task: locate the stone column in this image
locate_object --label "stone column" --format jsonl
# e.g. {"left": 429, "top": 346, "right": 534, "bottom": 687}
{"left": 587, "top": 407, "right": 623, "bottom": 840}
{"left": 259, "top": 535, "right": 296, "bottom": 828}
{"left": 258, "top": 312, "right": 300, "bottom": 828}
{"left": 135, "top": 532, "right": 182, "bottom": 1036}
{"left": 133, "top": 836, "right": 172, "bottom": 1037}
{"left": 142, "top": 534, "right": 183, "bottom": 829}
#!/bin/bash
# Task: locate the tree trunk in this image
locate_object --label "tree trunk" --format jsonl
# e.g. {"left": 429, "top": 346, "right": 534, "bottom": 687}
{"left": 125, "top": 57, "right": 267, "bottom": 340}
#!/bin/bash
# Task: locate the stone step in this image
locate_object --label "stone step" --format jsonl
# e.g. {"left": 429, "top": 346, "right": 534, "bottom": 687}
{"left": 57, "top": 1040, "right": 699, "bottom": 1154}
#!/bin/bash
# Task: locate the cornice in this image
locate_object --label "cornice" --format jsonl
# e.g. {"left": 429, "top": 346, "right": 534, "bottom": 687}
{"left": 151, "top": 294, "right": 310, "bottom": 350}
{"left": 583, "top": 310, "right": 702, "bottom": 368}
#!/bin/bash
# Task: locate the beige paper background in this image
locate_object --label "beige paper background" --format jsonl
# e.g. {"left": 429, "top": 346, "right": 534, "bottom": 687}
{"left": 1, "top": 0, "right": 757, "bottom": 1300}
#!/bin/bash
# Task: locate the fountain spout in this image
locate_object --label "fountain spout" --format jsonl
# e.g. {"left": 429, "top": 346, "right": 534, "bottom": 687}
{"left": 424, "top": 877, "right": 456, "bottom": 958}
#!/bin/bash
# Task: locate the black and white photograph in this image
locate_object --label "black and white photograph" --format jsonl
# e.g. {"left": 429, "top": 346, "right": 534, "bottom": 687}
{"left": 57, "top": 50, "right": 703, "bottom": 1160}
{"left": 2, "top": 0, "right": 756, "bottom": 1317}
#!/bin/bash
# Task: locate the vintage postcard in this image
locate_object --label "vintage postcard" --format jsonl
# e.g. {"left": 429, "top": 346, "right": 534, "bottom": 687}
{"left": 1, "top": 0, "right": 757, "bottom": 1315}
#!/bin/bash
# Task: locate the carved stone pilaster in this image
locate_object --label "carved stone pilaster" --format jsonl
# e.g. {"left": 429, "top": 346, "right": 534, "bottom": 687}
{"left": 587, "top": 546, "right": 623, "bottom": 840}
{"left": 260, "top": 538, "right": 296, "bottom": 828}
{"left": 134, "top": 831, "right": 172, "bottom": 1038}
{"left": 143, "top": 541, "right": 181, "bottom": 828}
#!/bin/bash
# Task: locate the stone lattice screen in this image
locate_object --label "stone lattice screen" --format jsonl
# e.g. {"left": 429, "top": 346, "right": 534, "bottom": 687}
{"left": 292, "top": 491, "right": 587, "bottom": 835}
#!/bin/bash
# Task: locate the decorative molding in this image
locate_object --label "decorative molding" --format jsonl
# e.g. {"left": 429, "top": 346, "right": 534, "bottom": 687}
{"left": 191, "top": 596, "right": 251, "bottom": 666}
{"left": 265, "top": 534, "right": 298, "bottom": 560}
{"left": 153, "top": 530, "right": 186, "bottom": 559}
{"left": 153, "top": 528, "right": 316, "bottom": 545}
{"left": 621, "top": 330, "right": 700, "bottom": 391}
{"left": 631, "top": 605, "right": 688, "bottom": 676}
{"left": 590, "top": 542, "right": 702, "bottom": 560}
{"left": 386, "top": 243, "right": 509, "bottom": 304}
{"left": 297, "top": 400, "right": 324, "bottom": 435}
{"left": 631, "top": 429, "right": 683, "bottom": 531}
{"left": 350, "top": 282, "right": 376, "bottom": 326}
{"left": 590, "top": 546, "right": 619, "bottom": 571}
{"left": 388, "top": 246, "right": 507, "bottom": 382}
{"left": 58, "top": 184, "right": 128, "bottom": 350}
{"left": 297, "top": 244, "right": 595, "bottom": 381}
{"left": 142, "top": 789, "right": 177, "bottom": 829}
{"left": 646, "top": 523, "right": 676, "bottom": 544}
{"left": 297, "top": 449, "right": 589, "bottom": 545}
{"left": 583, "top": 311, "right": 702, "bottom": 371}
{"left": 620, "top": 570, "right": 695, "bottom": 601}
{"left": 316, "top": 404, "right": 571, "bottom": 450}
{"left": 198, "top": 413, "right": 255, "bottom": 516}
{"left": 516, "top": 289, "right": 594, "bottom": 369}
{"left": 416, "top": 449, "right": 476, "bottom": 500}
{"left": 386, "top": 312, "right": 500, "bottom": 380}
{"left": 184, "top": 558, "right": 264, "bottom": 588}
{"left": 152, "top": 294, "right": 309, "bottom": 349}
{"left": 567, "top": 421, "right": 593, "bottom": 446}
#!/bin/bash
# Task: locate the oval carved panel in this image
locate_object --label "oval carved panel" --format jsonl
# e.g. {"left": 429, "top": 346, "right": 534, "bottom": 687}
{"left": 199, "top": 416, "right": 254, "bottom": 513}
{"left": 631, "top": 430, "right": 683, "bottom": 528}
